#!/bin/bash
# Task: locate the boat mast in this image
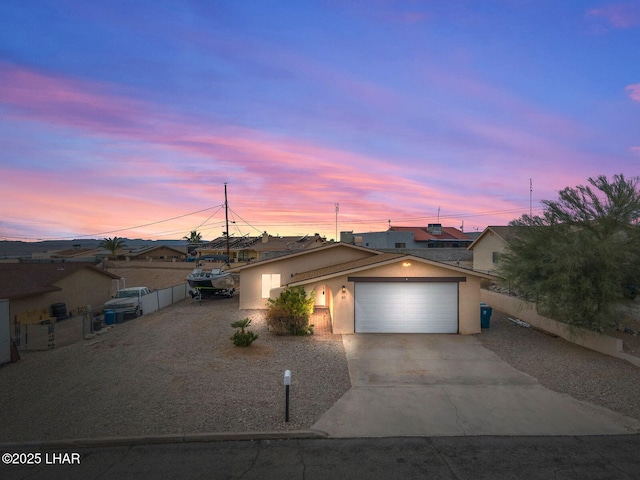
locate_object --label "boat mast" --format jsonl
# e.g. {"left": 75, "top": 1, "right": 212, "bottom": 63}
{"left": 224, "top": 183, "right": 230, "bottom": 261}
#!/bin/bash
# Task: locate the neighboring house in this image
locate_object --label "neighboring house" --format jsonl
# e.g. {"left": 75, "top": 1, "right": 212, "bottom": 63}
{"left": 0, "top": 263, "right": 121, "bottom": 327}
{"left": 51, "top": 247, "right": 101, "bottom": 258}
{"left": 123, "top": 245, "right": 186, "bottom": 262}
{"left": 468, "top": 226, "right": 519, "bottom": 274}
{"left": 198, "top": 232, "right": 327, "bottom": 263}
{"left": 344, "top": 224, "right": 473, "bottom": 250}
{"left": 342, "top": 224, "right": 474, "bottom": 266}
{"left": 34, "top": 246, "right": 111, "bottom": 262}
{"left": 230, "top": 242, "right": 496, "bottom": 335}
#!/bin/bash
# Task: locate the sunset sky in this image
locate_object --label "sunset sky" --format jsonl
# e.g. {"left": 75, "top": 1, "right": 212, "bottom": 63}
{"left": 1, "top": 1, "right": 639, "bottom": 241}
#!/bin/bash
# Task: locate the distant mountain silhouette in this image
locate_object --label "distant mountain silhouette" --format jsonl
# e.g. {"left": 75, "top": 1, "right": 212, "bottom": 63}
{"left": 0, "top": 239, "right": 189, "bottom": 258}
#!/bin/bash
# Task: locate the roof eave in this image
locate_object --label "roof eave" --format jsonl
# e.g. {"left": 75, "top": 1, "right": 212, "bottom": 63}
{"left": 288, "top": 254, "right": 500, "bottom": 286}
{"left": 227, "top": 242, "right": 382, "bottom": 272}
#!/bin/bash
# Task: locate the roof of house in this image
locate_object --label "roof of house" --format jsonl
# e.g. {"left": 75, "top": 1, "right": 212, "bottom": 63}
{"left": 288, "top": 253, "right": 497, "bottom": 286}
{"left": 288, "top": 253, "right": 404, "bottom": 284}
{"left": 127, "top": 245, "right": 186, "bottom": 257}
{"left": 227, "top": 242, "right": 382, "bottom": 272}
{"left": 252, "top": 234, "right": 326, "bottom": 253}
{"left": 388, "top": 226, "right": 472, "bottom": 242}
{"left": 51, "top": 248, "right": 102, "bottom": 258}
{"left": 467, "top": 226, "right": 521, "bottom": 250}
{"left": 202, "top": 233, "right": 327, "bottom": 254}
{"left": 201, "top": 236, "right": 260, "bottom": 251}
{"left": 0, "top": 263, "right": 121, "bottom": 300}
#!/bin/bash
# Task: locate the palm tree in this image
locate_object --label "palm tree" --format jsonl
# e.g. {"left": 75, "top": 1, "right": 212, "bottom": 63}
{"left": 183, "top": 230, "right": 203, "bottom": 244}
{"left": 184, "top": 230, "right": 203, "bottom": 257}
{"left": 99, "top": 236, "right": 127, "bottom": 260}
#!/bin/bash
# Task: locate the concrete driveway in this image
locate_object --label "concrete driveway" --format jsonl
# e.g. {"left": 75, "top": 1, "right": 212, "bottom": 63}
{"left": 312, "top": 334, "right": 640, "bottom": 437}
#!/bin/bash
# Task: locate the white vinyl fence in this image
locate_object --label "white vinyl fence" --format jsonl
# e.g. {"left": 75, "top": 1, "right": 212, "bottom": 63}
{"left": 140, "top": 283, "right": 188, "bottom": 315}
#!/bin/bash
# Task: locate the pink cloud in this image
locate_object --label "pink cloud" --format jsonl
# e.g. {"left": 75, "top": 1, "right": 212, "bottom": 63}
{"left": 0, "top": 62, "right": 596, "bottom": 240}
{"left": 588, "top": 3, "right": 640, "bottom": 28}
{"left": 0, "top": 63, "right": 465, "bottom": 238}
{"left": 626, "top": 83, "right": 640, "bottom": 102}
{"left": 0, "top": 63, "right": 157, "bottom": 137}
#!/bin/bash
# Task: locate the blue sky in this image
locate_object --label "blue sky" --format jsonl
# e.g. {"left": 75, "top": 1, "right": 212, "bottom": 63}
{"left": 1, "top": 1, "right": 639, "bottom": 241}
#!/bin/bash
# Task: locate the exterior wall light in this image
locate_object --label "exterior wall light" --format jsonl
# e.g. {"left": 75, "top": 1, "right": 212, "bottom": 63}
{"left": 403, "top": 262, "right": 411, "bottom": 267}
{"left": 341, "top": 285, "right": 346, "bottom": 293}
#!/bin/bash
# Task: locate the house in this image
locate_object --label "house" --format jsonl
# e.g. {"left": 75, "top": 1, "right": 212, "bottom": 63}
{"left": 50, "top": 247, "right": 103, "bottom": 259}
{"left": 468, "top": 226, "right": 519, "bottom": 274}
{"left": 344, "top": 224, "right": 473, "bottom": 250}
{"left": 123, "top": 245, "right": 186, "bottom": 262}
{"left": 230, "top": 243, "right": 497, "bottom": 334}
{"left": 197, "top": 232, "right": 327, "bottom": 263}
{"left": 33, "top": 245, "right": 110, "bottom": 262}
{"left": 342, "top": 224, "right": 474, "bottom": 266}
{"left": 0, "top": 262, "right": 121, "bottom": 327}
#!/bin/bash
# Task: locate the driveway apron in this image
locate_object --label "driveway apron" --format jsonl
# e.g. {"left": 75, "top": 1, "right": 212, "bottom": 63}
{"left": 312, "top": 334, "right": 640, "bottom": 437}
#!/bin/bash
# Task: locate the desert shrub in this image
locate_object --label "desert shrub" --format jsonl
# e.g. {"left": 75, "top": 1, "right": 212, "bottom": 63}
{"left": 230, "top": 318, "right": 258, "bottom": 347}
{"left": 266, "top": 286, "right": 315, "bottom": 335}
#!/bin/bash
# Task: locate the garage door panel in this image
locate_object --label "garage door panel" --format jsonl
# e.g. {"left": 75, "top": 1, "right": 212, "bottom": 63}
{"left": 355, "top": 282, "right": 458, "bottom": 333}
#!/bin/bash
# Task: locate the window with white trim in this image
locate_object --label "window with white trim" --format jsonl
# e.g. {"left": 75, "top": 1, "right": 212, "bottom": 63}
{"left": 261, "top": 273, "right": 281, "bottom": 298}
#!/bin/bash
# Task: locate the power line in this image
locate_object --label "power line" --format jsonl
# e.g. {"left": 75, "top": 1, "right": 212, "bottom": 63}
{"left": 224, "top": 206, "right": 541, "bottom": 228}
{"left": 2, "top": 203, "right": 542, "bottom": 242}
{"left": 189, "top": 205, "right": 225, "bottom": 233}
{"left": 77, "top": 204, "right": 225, "bottom": 238}
{"left": 5, "top": 205, "right": 224, "bottom": 241}
{"left": 227, "top": 207, "right": 266, "bottom": 235}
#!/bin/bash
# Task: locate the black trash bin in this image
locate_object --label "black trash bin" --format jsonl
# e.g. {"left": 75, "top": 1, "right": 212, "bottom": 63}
{"left": 480, "top": 305, "right": 493, "bottom": 329}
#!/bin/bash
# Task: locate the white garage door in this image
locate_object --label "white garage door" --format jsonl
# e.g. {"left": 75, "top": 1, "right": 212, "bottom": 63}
{"left": 355, "top": 282, "right": 458, "bottom": 333}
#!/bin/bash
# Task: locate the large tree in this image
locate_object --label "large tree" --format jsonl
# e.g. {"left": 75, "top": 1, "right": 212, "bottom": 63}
{"left": 497, "top": 174, "right": 640, "bottom": 332}
{"left": 99, "top": 236, "right": 127, "bottom": 259}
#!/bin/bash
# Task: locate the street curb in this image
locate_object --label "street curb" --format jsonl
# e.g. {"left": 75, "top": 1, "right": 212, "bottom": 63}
{"left": 0, "top": 430, "right": 328, "bottom": 450}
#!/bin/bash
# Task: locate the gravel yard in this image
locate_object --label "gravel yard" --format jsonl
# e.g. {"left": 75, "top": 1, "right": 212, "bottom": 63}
{"left": 0, "top": 296, "right": 350, "bottom": 443}
{"left": 478, "top": 310, "right": 640, "bottom": 421}
{"left": 2, "top": 292, "right": 640, "bottom": 443}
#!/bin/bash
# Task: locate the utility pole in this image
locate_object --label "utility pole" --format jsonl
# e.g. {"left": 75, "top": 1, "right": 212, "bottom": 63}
{"left": 335, "top": 203, "right": 339, "bottom": 242}
{"left": 530, "top": 178, "right": 533, "bottom": 217}
{"left": 225, "top": 183, "right": 230, "bottom": 260}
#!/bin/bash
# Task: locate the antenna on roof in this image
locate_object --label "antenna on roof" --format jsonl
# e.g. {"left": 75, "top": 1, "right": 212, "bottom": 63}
{"left": 224, "top": 183, "right": 230, "bottom": 260}
{"left": 437, "top": 206, "right": 440, "bottom": 223}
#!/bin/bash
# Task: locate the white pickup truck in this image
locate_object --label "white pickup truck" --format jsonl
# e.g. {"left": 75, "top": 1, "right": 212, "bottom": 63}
{"left": 104, "top": 286, "right": 150, "bottom": 317}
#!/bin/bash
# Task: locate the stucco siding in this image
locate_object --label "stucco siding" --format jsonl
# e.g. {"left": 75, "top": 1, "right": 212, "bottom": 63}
{"left": 458, "top": 276, "right": 481, "bottom": 334}
{"left": 238, "top": 249, "right": 487, "bottom": 335}
{"left": 9, "top": 269, "right": 115, "bottom": 326}
{"left": 313, "top": 261, "right": 481, "bottom": 334}
{"left": 472, "top": 231, "right": 507, "bottom": 274}
{"left": 238, "top": 246, "right": 376, "bottom": 309}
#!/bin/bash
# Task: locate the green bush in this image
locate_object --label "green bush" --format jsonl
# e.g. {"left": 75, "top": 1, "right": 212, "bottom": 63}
{"left": 230, "top": 318, "right": 258, "bottom": 347}
{"left": 266, "top": 286, "right": 315, "bottom": 335}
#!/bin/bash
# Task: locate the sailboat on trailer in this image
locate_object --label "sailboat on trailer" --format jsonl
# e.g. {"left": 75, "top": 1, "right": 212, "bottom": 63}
{"left": 186, "top": 183, "right": 235, "bottom": 298}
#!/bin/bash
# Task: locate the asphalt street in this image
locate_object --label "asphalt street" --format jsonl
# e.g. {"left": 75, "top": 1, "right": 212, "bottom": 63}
{"left": 2, "top": 435, "right": 640, "bottom": 480}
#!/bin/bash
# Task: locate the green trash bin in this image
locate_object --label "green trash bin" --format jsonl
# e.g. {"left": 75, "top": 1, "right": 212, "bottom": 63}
{"left": 480, "top": 305, "right": 493, "bottom": 329}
